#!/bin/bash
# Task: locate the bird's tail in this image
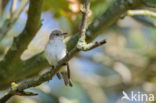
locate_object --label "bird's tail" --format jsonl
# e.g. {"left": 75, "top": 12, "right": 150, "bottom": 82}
{"left": 61, "top": 62, "right": 72, "bottom": 87}
{"left": 61, "top": 72, "right": 72, "bottom": 87}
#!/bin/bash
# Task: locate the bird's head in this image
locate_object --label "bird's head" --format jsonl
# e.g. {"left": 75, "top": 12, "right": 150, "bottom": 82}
{"left": 49, "top": 30, "right": 67, "bottom": 40}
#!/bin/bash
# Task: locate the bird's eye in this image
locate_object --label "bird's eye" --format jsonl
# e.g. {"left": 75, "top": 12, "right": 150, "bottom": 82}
{"left": 56, "top": 33, "right": 59, "bottom": 36}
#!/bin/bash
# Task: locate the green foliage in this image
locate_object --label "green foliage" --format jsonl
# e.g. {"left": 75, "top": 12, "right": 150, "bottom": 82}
{"left": 90, "top": 0, "right": 112, "bottom": 19}
{"left": 43, "top": 0, "right": 70, "bottom": 17}
{"left": 42, "top": 0, "right": 112, "bottom": 34}
{"left": 145, "top": 0, "right": 156, "bottom": 6}
{"left": 1, "top": 0, "right": 156, "bottom": 102}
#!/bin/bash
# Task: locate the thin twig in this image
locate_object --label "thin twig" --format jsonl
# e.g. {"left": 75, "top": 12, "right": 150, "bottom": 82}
{"left": 133, "top": 16, "right": 156, "bottom": 28}
{"left": 127, "top": 10, "right": 156, "bottom": 18}
{"left": 0, "top": 82, "right": 38, "bottom": 103}
{"left": 0, "top": 0, "right": 9, "bottom": 17}
{"left": 0, "top": 0, "right": 28, "bottom": 41}
{"left": 77, "top": 0, "right": 106, "bottom": 51}
{"left": 79, "top": 0, "right": 90, "bottom": 40}
{"left": 10, "top": 0, "right": 18, "bottom": 17}
{"left": 81, "top": 40, "right": 107, "bottom": 51}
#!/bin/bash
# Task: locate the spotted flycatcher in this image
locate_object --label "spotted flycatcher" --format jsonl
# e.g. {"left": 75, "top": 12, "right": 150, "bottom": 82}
{"left": 45, "top": 30, "right": 72, "bottom": 87}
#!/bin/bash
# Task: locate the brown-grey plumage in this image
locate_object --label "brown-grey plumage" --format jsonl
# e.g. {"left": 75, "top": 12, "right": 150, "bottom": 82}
{"left": 45, "top": 29, "right": 72, "bottom": 87}
{"left": 49, "top": 30, "right": 67, "bottom": 40}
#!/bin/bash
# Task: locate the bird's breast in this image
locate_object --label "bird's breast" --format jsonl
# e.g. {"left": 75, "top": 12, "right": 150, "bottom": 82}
{"left": 45, "top": 39, "right": 66, "bottom": 65}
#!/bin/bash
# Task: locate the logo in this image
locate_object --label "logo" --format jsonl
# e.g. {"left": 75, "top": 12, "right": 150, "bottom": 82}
{"left": 121, "top": 91, "right": 154, "bottom": 102}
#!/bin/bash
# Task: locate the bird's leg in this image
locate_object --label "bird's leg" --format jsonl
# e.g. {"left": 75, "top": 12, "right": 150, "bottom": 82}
{"left": 56, "top": 73, "right": 61, "bottom": 80}
{"left": 51, "top": 65, "right": 61, "bottom": 80}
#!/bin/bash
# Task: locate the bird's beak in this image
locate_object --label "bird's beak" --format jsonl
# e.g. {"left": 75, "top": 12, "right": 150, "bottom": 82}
{"left": 62, "top": 32, "right": 68, "bottom": 35}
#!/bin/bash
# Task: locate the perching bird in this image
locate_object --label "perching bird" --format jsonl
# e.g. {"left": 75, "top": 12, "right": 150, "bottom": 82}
{"left": 45, "top": 30, "right": 72, "bottom": 87}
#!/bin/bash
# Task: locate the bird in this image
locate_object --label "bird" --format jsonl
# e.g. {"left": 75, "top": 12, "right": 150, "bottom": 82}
{"left": 45, "top": 30, "right": 72, "bottom": 87}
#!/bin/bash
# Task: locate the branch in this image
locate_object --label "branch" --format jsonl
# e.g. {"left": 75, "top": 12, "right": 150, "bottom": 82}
{"left": 0, "top": 0, "right": 144, "bottom": 89}
{"left": 0, "top": 82, "right": 38, "bottom": 103}
{"left": 0, "top": 0, "right": 29, "bottom": 41}
{"left": 133, "top": 16, "right": 156, "bottom": 28}
{"left": 0, "top": 0, "right": 9, "bottom": 17}
{"left": 78, "top": 40, "right": 106, "bottom": 51}
{"left": 0, "top": 0, "right": 43, "bottom": 82}
{"left": 67, "top": 0, "right": 144, "bottom": 51}
{"left": 127, "top": 10, "right": 156, "bottom": 18}
{"left": 0, "top": 48, "right": 79, "bottom": 103}
{"left": 77, "top": 0, "right": 106, "bottom": 51}
{"left": 0, "top": 93, "right": 13, "bottom": 103}
{"left": 0, "top": 0, "right": 106, "bottom": 102}
{"left": 10, "top": 0, "right": 18, "bottom": 18}
{"left": 79, "top": 0, "right": 90, "bottom": 40}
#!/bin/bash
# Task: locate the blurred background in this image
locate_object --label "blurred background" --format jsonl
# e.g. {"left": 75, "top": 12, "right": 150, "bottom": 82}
{"left": 0, "top": 0, "right": 156, "bottom": 103}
